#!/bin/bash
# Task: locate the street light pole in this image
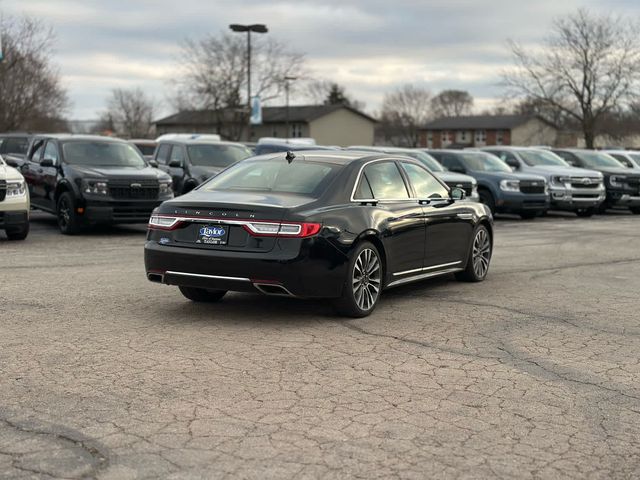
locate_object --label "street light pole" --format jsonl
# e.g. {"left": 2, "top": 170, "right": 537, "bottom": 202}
{"left": 229, "top": 23, "right": 268, "bottom": 141}
{"left": 284, "top": 76, "right": 297, "bottom": 143}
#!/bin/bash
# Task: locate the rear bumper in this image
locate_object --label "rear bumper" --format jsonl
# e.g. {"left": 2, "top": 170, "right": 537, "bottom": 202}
{"left": 144, "top": 239, "right": 348, "bottom": 298}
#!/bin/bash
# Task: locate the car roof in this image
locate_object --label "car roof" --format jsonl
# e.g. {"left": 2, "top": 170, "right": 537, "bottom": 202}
{"left": 158, "top": 138, "right": 246, "bottom": 146}
{"left": 32, "top": 134, "right": 128, "bottom": 143}
{"left": 249, "top": 150, "right": 410, "bottom": 166}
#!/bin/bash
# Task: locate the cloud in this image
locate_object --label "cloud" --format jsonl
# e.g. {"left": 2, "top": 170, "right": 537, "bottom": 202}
{"left": 1, "top": 0, "right": 636, "bottom": 118}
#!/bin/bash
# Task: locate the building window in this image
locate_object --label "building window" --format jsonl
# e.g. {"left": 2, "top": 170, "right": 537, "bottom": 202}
{"left": 475, "top": 130, "right": 486, "bottom": 145}
{"left": 290, "top": 123, "right": 303, "bottom": 138}
{"left": 441, "top": 131, "right": 452, "bottom": 146}
{"left": 427, "top": 131, "right": 433, "bottom": 148}
{"left": 496, "top": 130, "right": 505, "bottom": 145}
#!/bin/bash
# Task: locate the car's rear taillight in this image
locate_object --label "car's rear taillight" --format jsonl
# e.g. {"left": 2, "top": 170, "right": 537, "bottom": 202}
{"left": 149, "top": 215, "right": 181, "bottom": 230}
{"left": 243, "top": 222, "right": 321, "bottom": 238}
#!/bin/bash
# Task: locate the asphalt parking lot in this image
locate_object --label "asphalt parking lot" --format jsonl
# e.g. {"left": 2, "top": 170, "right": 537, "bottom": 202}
{"left": 1, "top": 211, "right": 640, "bottom": 479}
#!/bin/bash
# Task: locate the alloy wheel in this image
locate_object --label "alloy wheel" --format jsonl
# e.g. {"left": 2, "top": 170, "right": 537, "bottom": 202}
{"left": 352, "top": 248, "right": 381, "bottom": 311}
{"left": 58, "top": 198, "right": 70, "bottom": 229}
{"left": 472, "top": 229, "right": 491, "bottom": 278}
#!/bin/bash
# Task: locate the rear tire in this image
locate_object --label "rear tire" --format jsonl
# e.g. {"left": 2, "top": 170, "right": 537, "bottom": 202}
{"left": 333, "top": 241, "right": 382, "bottom": 318}
{"left": 56, "top": 192, "right": 82, "bottom": 235}
{"left": 630, "top": 207, "right": 640, "bottom": 215}
{"left": 179, "top": 286, "right": 227, "bottom": 302}
{"left": 478, "top": 189, "right": 496, "bottom": 215}
{"left": 456, "top": 225, "right": 492, "bottom": 282}
{"left": 5, "top": 223, "right": 29, "bottom": 240}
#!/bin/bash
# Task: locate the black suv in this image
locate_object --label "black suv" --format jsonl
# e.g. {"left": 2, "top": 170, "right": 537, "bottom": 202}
{"left": 20, "top": 134, "right": 173, "bottom": 234}
{"left": 153, "top": 139, "right": 252, "bottom": 195}
{"left": 552, "top": 149, "right": 640, "bottom": 213}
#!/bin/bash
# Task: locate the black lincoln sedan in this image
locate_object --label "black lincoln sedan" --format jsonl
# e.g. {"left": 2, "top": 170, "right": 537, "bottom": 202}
{"left": 145, "top": 151, "right": 494, "bottom": 317}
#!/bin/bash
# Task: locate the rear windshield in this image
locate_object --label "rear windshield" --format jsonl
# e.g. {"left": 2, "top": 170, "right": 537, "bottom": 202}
{"left": 459, "top": 152, "right": 512, "bottom": 172}
{"left": 202, "top": 159, "right": 339, "bottom": 197}
{"left": 518, "top": 150, "right": 568, "bottom": 167}
{"left": 187, "top": 144, "right": 252, "bottom": 167}
{"left": 575, "top": 151, "right": 625, "bottom": 168}
{"left": 62, "top": 141, "right": 146, "bottom": 167}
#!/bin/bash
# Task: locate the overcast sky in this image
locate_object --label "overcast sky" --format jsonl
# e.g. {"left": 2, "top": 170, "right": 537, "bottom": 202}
{"left": 2, "top": 0, "right": 638, "bottom": 119}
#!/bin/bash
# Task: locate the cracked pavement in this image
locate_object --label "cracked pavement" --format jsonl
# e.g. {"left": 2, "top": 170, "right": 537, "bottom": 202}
{"left": 1, "top": 211, "right": 639, "bottom": 479}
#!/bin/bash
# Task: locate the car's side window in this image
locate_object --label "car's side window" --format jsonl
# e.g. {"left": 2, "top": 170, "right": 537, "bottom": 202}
{"left": 169, "top": 145, "right": 185, "bottom": 164}
{"left": 43, "top": 141, "right": 59, "bottom": 164}
{"left": 401, "top": 162, "right": 449, "bottom": 199}
{"left": 361, "top": 161, "right": 409, "bottom": 200}
{"left": 354, "top": 173, "right": 374, "bottom": 199}
{"left": 30, "top": 141, "right": 46, "bottom": 163}
{"left": 555, "top": 151, "right": 579, "bottom": 166}
{"left": 439, "top": 154, "right": 464, "bottom": 171}
{"left": 156, "top": 144, "right": 171, "bottom": 165}
{"left": 610, "top": 154, "right": 633, "bottom": 168}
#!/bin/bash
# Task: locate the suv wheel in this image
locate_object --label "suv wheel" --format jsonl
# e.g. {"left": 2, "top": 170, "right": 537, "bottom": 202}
{"left": 456, "top": 225, "right": 492, "bottom": 282}
{"left": 179, "top": 286, "right": 227, "bottom": 302}
{"left": 478, "top": 189, "right": 496, "bottom": 215}
{"left": 333, "top": 241, "right": 382, "bottom": 318}
{"left": 630, "top": 207, "right": 640, "bottom": 215}
{"left": 6, "top": 223, "right": 29, "bottom": 241}
{"left": 56, "top": 192, "right": 82, "bottom": 235}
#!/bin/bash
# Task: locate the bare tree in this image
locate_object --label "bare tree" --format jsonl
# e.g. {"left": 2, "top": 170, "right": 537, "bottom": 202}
{"left": 503, "top": 8, "right": 640, "bottom": 148}
{"left": 102, "top": 87, "right": 156, "bottom": 138}
{"left": 431, "top": 90, "right": 474, "bottom": 117}
{"left": 171, "top": 32, "right": 305, "bottom": 140}
{"left": 379, "top": 84, "right": 432, "bottom": 147}
{"left": 302, "top": 79, "right": 365, "bottom": 110}
{"left": 0, "top": 16, "right": 68, "bottom": 131}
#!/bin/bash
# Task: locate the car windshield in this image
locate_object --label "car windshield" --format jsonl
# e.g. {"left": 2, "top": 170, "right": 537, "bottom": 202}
{"left": 202, "top": 159, "right": 339, "bottom": 197}
{"left": 62, "top": 141, "right": 146, "bottom": 167}
{"left": 629, "top": 153, "right": 640, "bottom": 164}
{"left": 518, "top": 150, "right": 568, "bottom": 167}
{"left": 135, "top": 144, "right": 156, "bottom": 156}
{"left": 187, "top": 144, "right": 252, "bottom": 167}
{"left": 404, "top": 151, "right": 445, "bottom": 172}
{"left": 459, "top": 152, "right": 513, "bottom": 172}
{"left": 1, "top": 137, "right": 29, "bottom": 155}
{"left": 575, "top": 151, "right": 625, "bottom": 168}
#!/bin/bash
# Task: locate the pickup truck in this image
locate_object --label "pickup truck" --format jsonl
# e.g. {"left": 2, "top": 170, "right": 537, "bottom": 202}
{"left": 0, "top": 154, "right": 30, "bottom": 240}
{"left": 481, "top": 147, "right": 605, "bottom": 217}
{"left": 429, "top": 149, "right": 549, "bottom": 219}
{"left": 552, "top": 149, "right": 640, "bottom": 214}
{"left": 19, "top": 134, "right": 174, "bottom": 234}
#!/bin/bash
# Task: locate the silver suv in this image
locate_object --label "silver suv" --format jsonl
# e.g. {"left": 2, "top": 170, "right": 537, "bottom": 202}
{"left": 0, "top": 154, "right": 30, "bottom": 240}
{"left": 481, "top": 147, "right": 605, "bottom": 217}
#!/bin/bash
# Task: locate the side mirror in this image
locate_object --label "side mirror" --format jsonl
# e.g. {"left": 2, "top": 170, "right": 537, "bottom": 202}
{"left": 168, "top": 159, "right": 183, "bottom": 168}
{"left": 148, "top": 159, "right": 158, "bottom": 168}
{"left": 40, "top": 158, "right": 55, "bottom": 167}
{"left": 5, "top": 157, "right": 19, "bottom": 168}
{"left": 451, "top": 188, "right": 466, "bottom": 201}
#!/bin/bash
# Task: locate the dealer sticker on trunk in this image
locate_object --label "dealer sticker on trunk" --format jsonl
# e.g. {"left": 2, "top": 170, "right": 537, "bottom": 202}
{"left": 196, "top": 225, "right": 228, "bottom": 245}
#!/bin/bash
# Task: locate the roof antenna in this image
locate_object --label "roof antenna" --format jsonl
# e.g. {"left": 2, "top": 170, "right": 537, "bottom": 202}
{"left": 285, "top": 151, "right": 296, "bottom": 164}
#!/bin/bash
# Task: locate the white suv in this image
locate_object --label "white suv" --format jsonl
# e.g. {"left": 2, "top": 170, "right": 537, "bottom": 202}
{"left": 0, "top": 154, "right": 30, "bottom": 240}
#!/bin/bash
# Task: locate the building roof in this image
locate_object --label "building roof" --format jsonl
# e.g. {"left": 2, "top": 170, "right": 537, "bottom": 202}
{"left": 423, "top": 114, "right": 551, "bottom": 130}
{"left": 154, "top": 104, "right": 377, "bottom": 126}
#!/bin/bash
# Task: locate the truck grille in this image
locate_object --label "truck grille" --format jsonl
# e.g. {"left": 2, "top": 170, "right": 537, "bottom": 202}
{"left": 445, "top": 181, "right": 473, "bottom": 197}
{"left": 571, "top": 177, "right": 601, "bottom": 189}
{"left": 520, "top": 180, "right": 546, "bottom": 194}
{"left": 0, "top": 180, "right": 6, "bottom": 202}
{"left": 109, "top": 180, "right": 159, "bottom": 200}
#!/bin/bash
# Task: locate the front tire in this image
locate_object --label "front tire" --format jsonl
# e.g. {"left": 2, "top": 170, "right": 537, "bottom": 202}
{"left": 576, "top": 208, "right": 596, "bottom": 218}
{"left": 478, "top": 189, "right": 496, "bottom": 215}
{"left": 5, "top": 223, "right": 29, "bottom": 240}
{"left": 179, "top": 286, "right": 227, "bottom": 302}
{"left": 333, "top": 241, "right": 382, "bottom": 318}
{"left": 57, "top": 192, "right": 82, "bottom": 235}
{"left": 456, "top": 225, "right": 492, "bottom": 282}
